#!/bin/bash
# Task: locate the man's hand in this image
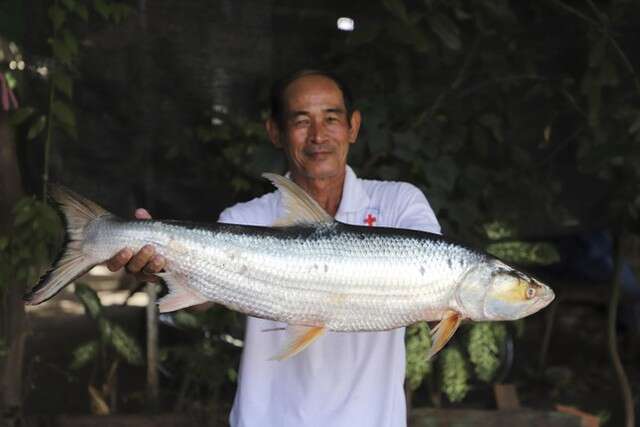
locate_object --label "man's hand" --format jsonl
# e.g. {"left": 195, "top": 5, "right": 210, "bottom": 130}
{"left": 104, "top": 208, "right": 166, "bottom": 283}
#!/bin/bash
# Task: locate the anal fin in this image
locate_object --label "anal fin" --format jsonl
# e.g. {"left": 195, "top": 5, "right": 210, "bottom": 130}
{"left": 156, "top": 272, "right": 208, "bottom": 313}
{"left": 270, "top": 325, "right": 326, "bottom": 361}
{"left": 427, "top": 310, "right": 462, "bottom": 359}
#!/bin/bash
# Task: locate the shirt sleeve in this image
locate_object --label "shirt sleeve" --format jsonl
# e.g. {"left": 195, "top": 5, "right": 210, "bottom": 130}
{"left": 393, "top": 183, "right": 441, "bottom": 235}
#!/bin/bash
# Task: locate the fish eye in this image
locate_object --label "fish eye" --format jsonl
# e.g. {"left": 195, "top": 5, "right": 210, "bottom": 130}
{"left": 526, "top": 286, "right": 536, "bottom": 299}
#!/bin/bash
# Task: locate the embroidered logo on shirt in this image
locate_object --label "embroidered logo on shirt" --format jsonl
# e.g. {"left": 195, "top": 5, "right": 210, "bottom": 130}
{"left": 364, "top": 213, "right": 377, "bottom": 227}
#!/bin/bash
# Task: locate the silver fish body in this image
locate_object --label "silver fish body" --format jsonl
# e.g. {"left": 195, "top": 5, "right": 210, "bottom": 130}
{"left": 25, "top": 175, "right": 555, "bottom": 359}
{"left": 83, "top": 218, "right": 487, "bottom": 331}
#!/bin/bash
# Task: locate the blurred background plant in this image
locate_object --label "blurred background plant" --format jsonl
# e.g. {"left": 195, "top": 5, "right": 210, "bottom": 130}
{"left": 70, "top": 283, "right": 144, "bottom": 415}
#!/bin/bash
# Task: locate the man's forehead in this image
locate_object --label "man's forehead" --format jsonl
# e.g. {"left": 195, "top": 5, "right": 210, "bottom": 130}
{"left": 283, "top": 75, "right": 346, "bottom": 109}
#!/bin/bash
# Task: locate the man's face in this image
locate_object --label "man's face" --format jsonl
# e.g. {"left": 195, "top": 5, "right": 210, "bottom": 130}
{"left": 268, "top": 74, "right": 361, "bottom": 181}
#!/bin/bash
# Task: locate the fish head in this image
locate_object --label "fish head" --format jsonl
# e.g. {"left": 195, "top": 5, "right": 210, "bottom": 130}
{"left": 457, "top": 261, "right": 555, "bottom": 321}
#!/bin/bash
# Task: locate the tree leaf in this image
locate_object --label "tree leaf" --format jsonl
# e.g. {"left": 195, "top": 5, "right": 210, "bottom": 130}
{"left": 48, "top": 5, "right": 67, "bottom": 32}
{"left": 70, "top": 340, "right": 99, "bottom": 369}
{"left": 75, "top": 283, "right": 102, "bottom": 319}
{"left": 27, "top": 115, "right": 46, "bottom": 140}
{"left": 53, "top": 73, "right": 73, "bottom": 98}
{"left": 93, "top": 0, "right": 111, "bottom": 19}
{"left": 9, "top": 107, "right": 35, "bottom": 126}
{"left": 52, "top": 100, "right": 76, "bottom": 128}
{"left": 110, "top": 325, "right": 144, "bottom": 365}
{"left": 428, "top": 13, "right": 461, "bottom": 51}
{"left": 63, "top": 30, "right": 78, "bottom": 56}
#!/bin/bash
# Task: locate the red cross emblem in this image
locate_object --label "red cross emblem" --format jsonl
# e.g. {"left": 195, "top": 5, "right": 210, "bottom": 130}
{"left": 364, "top": 213, "right": 377, "bottom": 227}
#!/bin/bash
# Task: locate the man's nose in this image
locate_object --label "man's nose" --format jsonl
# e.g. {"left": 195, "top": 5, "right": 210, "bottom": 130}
{"left": 309, "top": 120, "right": 328, "bottom": 143}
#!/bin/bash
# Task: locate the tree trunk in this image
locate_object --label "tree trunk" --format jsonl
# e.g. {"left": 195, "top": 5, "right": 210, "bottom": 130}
{"left": 0, "top": 112, "right": 27, "bottom": 425}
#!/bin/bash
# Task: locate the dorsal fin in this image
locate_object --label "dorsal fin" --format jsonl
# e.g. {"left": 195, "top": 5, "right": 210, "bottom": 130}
{"left": 262, "top": 173, "right": 334, "bottom": 227}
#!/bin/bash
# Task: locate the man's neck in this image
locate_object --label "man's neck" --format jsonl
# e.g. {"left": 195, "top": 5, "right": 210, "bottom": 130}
{"left": 290, "top": 171, "right": 345, "bottom": 217}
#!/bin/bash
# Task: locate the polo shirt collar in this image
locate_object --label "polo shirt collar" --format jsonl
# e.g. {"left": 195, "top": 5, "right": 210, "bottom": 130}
{"left": 336, "top": 166, "right": 370, "bottom": 215}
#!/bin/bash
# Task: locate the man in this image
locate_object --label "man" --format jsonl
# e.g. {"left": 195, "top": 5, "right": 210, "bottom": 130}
{"left": 106, "top": 70, "right": 440, "bottom": 426}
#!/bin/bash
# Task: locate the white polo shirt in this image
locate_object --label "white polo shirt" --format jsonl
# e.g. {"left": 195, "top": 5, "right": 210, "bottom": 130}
{"left": 218, "top": 166, "right": 440, "bottom": 427}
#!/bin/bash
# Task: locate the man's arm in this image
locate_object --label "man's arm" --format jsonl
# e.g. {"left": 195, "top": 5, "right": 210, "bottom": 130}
{"left": 104, "top": 208, "right": 166, "bottom": 282}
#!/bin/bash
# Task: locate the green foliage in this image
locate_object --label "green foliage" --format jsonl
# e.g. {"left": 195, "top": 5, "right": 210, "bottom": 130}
{"left": 0, "top": 197, "right": 61, "bottom": 290}
{"left": 70, "top": 340, "right": 99, "bottom": 370}
{"left": 486, "top": 242, "right": 560, "bottom": 266}
{"left": 405, "top": 323, "right": 432, "bottom": 391}
{"left": 160, "top": 307, "right": 242, "bottom": 407}
{"left": 467, "top": 323, "right": 506, "bottom": 382}
{"left": 440, "top": 347, "right": 469, "bottom": 403}
{"left": 72, "top": 283, "right": 144, "bottom": 368}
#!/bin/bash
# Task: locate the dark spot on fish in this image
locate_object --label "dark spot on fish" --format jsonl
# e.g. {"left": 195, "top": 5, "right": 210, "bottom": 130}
{"left": 239, "top": 265, "right": 247, "bottom": 274}
{"left": 420, "top": 266, "right": 426, "bottom": 276}
{"left": 447, "top": 258, "right": 453, "bottom": 269}
{"left": 324, "top": 264, "right": 329, "bottom": 273}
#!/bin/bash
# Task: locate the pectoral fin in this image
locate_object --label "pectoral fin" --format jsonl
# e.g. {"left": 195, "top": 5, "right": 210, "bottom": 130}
{"left": 427, "top": 310, "right": 462, "bottom": 359}
{"left": 157, "top": 272, "right": 208, "bottom": 312}
{"left": 270, "top": 325, "right": 326, "bottom": 361}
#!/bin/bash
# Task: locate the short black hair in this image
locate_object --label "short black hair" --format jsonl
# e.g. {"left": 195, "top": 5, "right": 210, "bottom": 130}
{"left": 269, "top": 69, "right": 355, "bottom": 129}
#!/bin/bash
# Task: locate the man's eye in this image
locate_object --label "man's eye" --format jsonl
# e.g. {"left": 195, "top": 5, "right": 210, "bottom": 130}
{"left": 327, "top": 116, "right": 339, "bottom": 123}
{"left": 295, "top": 119, "right": 310, "bottom": 126}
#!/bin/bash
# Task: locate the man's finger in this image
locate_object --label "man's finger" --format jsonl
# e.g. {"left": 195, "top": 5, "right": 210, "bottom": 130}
{"left": 135, "top": 208, "right": 151, "bottom": 220}
{"left": 143, "top": 255, "right": 166, "bottom": 275}
{"left": 126, "top": 244, "right": 155, "bottom": 274}
{"left": 106, "top": 248, "right": 133, "bottom": 272}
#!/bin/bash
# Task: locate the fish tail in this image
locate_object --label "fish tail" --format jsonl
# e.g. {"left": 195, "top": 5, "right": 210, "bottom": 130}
{"left": 24, "top": 185, "right": 110, "bottom": 305}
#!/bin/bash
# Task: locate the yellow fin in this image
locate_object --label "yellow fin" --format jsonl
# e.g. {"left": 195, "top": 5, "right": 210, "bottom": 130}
{"left": 427, "top": 310, "right": 462, "bottom": 359}
{"left": 262, "top": 173, "right": 334, "bottom": 227}
{"left": 270, "top": 325, "right": 326, "bottom": 361}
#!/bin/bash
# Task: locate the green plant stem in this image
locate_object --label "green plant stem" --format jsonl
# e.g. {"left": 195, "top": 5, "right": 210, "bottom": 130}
{"left": 608, "top": 232, "right": 635, "bottom": 427}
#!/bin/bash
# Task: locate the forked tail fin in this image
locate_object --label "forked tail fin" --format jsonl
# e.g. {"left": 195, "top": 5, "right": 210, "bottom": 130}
{"left": 24, "top": 186, "right": 110, "bottom": 305}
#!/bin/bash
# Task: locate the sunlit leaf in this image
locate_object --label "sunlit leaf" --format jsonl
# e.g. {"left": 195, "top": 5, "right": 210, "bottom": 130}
{"left": 173, "top": 310, "right": 200, "bottom": 329}
{"left": 405, "top": 323, "right": 431, "bottom": 391}
{"left": 70, "top": 340, "right": 99, "bottom": 369}
{"left": 52, "top": 100, "right": 76, "bottom": 128}
{"left": 440, "top": 346, "right": 469, "bottom": 402}
{"left": 485, "top": 241, "right": 560, "bottom": 266}
{"left": 75, "top": 283, "right": 102, "bottom": 319}
{"left": 27, "top": 115, "right": 46, "bottom": 140}
{"left": 9, "top": 107, "right": 35, "bottom": 126}
{"left": 110, "top": 325, "right": 144, "bottom": 365}
{"left": 468, "top": 322, "right": 506, "bottom": 382}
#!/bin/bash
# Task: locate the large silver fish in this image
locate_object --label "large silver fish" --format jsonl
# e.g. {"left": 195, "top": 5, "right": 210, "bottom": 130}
{"left": 25, "top": 174, "right": 554, "bottom": 359}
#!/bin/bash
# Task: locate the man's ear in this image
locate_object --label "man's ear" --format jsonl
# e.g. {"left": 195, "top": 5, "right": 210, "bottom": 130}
{"left": 348, "top": 110, "right": 362, "bottom": 144}
{"left": 266, "top": 118, "right": 281, "bottom": 148}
